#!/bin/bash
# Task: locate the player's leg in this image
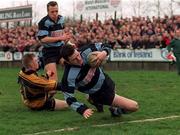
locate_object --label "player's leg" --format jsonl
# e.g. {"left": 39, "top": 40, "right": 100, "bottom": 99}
{"left": 42, "top": 46, "right": 62, "bottom": 81}
{"left": 54, "top": 99, "right": 69, "bottom": 110}
{"left": 175, "top": 54, "right": 180, "bottom": 75}
{"left": 111, "top": 94, "right": 139, "bottom": 112}
{"left": 43, "top": 97, "right": 68, "bottom": 111}
{"left": 44, "top": 63, "right": 58, "bottom": 81}
{"left": 87, "top": 95, "right": 104, "bottom": 112}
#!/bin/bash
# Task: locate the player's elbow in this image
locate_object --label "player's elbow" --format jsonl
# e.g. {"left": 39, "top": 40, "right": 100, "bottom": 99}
{"left": 39, "top": 36, "right": 48, "bottom": 43}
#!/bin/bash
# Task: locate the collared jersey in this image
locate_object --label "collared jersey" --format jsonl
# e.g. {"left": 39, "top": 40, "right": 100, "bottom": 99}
{"left": 37, "top": 15, "right": 65, "bottom": 47}
{"left": 18, "top": 68, "right": 57, "bottom": 109}
{"left": 167, "top": 38, "right": 180, "bottom": 54}
{"left": 61, "top": 43, "right": 111, "bottom": 115}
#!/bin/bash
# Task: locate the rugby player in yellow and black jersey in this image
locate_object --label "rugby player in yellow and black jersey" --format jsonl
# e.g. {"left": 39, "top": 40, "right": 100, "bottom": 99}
{"left": 18, "top": 53, "right": 68, "bottom": 111}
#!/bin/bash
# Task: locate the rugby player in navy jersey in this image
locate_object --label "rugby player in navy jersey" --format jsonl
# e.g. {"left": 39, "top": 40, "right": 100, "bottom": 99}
{"left": 37, "top": 1, "right": 71, "bottom": 81}
{"left": 60, "top": 44, "right": 139, "bottom": 119}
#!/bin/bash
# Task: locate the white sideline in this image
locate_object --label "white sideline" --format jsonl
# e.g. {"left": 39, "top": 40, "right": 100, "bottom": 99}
{"left": 24, "top": 115, "right": 180, "bottom": 135}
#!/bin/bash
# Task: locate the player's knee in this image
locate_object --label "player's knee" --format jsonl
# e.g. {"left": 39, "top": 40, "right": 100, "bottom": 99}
{"left": 131, "top": 101, "right": 139, "bottom": 112}
{"left": 127, "top": 101, "right": 139, "bottom": 112}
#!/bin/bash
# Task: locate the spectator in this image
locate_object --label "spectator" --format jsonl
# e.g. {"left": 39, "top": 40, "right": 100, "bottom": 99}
{"left": 167, "top": 29, "right": 180, "bottom": 75}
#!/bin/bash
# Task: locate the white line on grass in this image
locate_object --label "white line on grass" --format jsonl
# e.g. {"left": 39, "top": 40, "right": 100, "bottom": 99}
{"left": 93, "top": 115, "right": 180, "bottom": 127}
{"left": 23, "top": 127, "right": 80, "bottom": 135}
{"left": 24, "top": 115, "right": 180, "bottom": 135}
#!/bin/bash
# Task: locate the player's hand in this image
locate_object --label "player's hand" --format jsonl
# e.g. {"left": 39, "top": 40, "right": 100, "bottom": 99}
{"left": 59, "top": 58, "right": 65, "bottom": 66}
{"left": 83, "top": 108, "right": 94, "bottom": 119}
{"left": 60, "top": 33, "right": 71, "bottom": 41}
{"left": 46, "top": 70, "right": 54, "bottom": 77}
{"left": 91, "top": 51, "right": 107, "bottom": 66}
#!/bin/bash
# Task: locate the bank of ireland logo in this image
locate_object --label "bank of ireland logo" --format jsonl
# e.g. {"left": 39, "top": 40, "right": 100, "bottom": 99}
{"left": 110, "top": 0, "right": 121, "bottom": 8}
{"left": 76, "top": 1, "right": 84, "bottom": 12}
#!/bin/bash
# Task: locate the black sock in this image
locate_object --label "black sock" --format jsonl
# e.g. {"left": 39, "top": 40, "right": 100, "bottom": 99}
{"left": 110, "top": 107, "right": 129, "bottom": 115}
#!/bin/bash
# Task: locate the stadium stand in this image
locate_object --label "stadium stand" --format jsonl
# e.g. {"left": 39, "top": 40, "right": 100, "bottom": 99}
{"left": 0, "top": 15, "right": 179, "bottom": 52}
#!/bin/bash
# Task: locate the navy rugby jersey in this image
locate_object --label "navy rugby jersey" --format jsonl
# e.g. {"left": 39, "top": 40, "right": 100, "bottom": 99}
{"left": 37, "top": 15, "right": 65, "bottom": 47}
{"left": 61, "top": 43, "right": 111, "bottom": 115}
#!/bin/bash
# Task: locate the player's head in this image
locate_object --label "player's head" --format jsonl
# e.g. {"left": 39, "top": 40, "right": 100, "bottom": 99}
{"left": 47, "top": 1, "right": 58, "bottom": 21}
{"left": 60, "top": 45, "right": 83, "bottom": 66}
{"left": 22, "top": 54, "right": 39, "bottom": 71}
{"left": 74, "top": 34, "right": 88, "bottom": 48}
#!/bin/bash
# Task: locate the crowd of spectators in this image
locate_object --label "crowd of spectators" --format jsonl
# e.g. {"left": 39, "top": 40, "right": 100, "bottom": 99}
{"left": 71, "top": 15, "right": 180, "bottom": 49}
{"left": 0, "top": 25, "right": 41, "bottom": 52}
{"left": 0, "top": 15, "right": 179, "bottom": 52}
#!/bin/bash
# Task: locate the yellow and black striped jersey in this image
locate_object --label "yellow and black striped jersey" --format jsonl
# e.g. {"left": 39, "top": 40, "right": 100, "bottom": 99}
{"left": 18, "top": 68, "right": 57, "bottom": 109}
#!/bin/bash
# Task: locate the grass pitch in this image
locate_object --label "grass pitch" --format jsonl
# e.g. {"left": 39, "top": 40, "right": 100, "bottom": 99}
{"left": 0, "top": 68, "right": 180, "bottom": 135}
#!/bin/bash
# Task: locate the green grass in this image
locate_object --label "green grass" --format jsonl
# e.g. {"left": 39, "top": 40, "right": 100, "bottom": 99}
{"left": 0, "top": 68, "right": 180, "bottom": 135}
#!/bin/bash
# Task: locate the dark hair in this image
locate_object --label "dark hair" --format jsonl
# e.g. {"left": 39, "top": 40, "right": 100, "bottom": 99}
{"left": 47, "top": 1, "right": 58, "bottom": 9}
{"left": 60, "top": 45, "right": 75, "bottom": 61}
{"left": 22, "top": 53, "right": 36, "bottom": 68}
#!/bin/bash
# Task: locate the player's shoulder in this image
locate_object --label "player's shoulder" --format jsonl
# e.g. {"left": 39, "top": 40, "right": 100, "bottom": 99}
{"left": 170, "top": 38, "right": 177, "bottom": 44}
{"left": 78, "top": 43, "right": 96, "bottom": 53}
{"left": 174, "top": 37, "right": 180, "bottom": 41}
{"left": 58, "top": 15, "right": 64, "bottom": 21}
{"left": 169, "top": 38, "right": 180, "bottom": 47}
{"left": 59, "top": 15, "right": 63, "bottom": 18}
{"left": 38, "top": 15, "right": 49, "bottom": 25}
